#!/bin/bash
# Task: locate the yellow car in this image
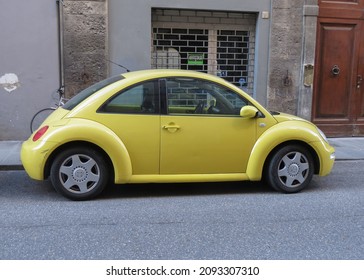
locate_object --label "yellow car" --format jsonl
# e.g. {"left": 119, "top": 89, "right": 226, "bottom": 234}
{"left": 21, "top": 69, "right": 335, "bottom": 200}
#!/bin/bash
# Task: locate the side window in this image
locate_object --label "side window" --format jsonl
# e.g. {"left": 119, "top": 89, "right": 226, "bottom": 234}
{"left": 166, "top": 78, "right": 248, "bottom": 116}
{"left": 102, "top": 80, "right": 159, "bottom": 114}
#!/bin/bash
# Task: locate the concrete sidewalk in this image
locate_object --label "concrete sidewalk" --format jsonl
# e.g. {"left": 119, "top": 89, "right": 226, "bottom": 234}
{"left": 329, "top": 137, "right": 364, "bottom": 161}
{"left": 0, "top": 138, "right": 363, "bottom": 170}
{"left": 0, "top": 141, "right": 23, "bottom": 170}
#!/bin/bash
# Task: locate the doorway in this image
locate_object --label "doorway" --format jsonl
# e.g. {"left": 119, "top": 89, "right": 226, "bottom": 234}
{"left": 313, "top": 0, "right": 364, "bottom": 136}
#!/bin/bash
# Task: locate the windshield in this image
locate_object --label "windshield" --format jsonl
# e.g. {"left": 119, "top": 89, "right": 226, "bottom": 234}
{"left": 63, "top": 75, "right": 124, "bottom": 110}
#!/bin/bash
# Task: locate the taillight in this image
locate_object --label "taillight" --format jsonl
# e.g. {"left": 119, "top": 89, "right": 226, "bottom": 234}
{"left": 32, "top": 126, "right": 49, "bottom": 141}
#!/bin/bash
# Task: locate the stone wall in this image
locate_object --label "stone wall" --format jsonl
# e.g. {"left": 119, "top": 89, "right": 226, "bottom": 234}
{"left": 267, "top": 0, "right": 305, "bottom": 115}
{"left": 63, "top": 0, "right": 108, "bottom": 98}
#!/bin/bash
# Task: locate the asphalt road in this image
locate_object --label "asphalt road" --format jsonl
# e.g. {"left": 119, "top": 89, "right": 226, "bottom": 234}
{"left": 0, "top": 161, "right": 363, "bottom": 260}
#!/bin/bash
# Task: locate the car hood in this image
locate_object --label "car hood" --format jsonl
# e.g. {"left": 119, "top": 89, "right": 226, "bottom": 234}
{"left": 272, "top": 112, "right": 311, "bottom": 124}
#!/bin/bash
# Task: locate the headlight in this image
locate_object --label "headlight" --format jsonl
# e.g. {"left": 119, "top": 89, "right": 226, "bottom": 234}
{"left": 317, "top": 127, "right": 328, "bottom": 143}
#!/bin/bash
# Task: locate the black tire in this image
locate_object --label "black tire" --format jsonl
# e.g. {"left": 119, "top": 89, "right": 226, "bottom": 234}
{"left": 265, "top": 145, "right": 314, "bottom": 193}
{"left": 50, "top": 147, "right": 109, "bottom": 200}
{"left": 30, "top": 108, "right": 55, "bottom": 133}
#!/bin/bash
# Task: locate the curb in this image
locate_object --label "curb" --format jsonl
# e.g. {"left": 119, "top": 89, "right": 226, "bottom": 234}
{"left": 334, "top": 158, "right": 364, "bottom": 162}
{"left": 0, "top": 165, "right": 24, "bottom": 171}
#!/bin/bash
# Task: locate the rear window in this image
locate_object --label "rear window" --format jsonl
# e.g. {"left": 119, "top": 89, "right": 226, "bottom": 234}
{"left": 63, "top": 75, "right": 124, "bottom": 110}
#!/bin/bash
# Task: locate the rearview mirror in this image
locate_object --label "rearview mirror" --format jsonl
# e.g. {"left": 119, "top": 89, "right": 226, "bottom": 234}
{"left": 240, "top": 105, "right": 258, "bottom": 119}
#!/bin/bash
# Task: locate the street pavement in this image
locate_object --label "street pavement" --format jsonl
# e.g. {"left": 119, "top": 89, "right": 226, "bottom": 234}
{"left": 0, "top": 137, "right": 363, "bottom": 170}
{"left": 0, "top": 160, "right": 363, "bottom": 259}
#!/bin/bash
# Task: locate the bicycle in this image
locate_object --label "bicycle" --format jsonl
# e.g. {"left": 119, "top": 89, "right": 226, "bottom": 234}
{"left": 30, "top": 86, "right": 67, "bottom": 133}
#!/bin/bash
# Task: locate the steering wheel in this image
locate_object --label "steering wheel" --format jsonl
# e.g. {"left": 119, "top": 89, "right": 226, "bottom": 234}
{"left": 193, "top": 101, "right": 205, "bottom": 114}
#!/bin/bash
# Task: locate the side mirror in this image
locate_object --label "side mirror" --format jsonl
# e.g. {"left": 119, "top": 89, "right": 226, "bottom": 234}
{"left": 240, "top": 105, "right": 259, "bottom": 119}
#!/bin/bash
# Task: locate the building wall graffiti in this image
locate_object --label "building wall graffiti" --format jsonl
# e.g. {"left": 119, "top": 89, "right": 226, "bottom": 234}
{"left": 0, "top": 73, "right": 20, "bottom": 93}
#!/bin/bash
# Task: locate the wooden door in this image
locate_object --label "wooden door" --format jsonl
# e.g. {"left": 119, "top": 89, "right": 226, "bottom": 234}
{"left": 313, "top": 0, "right": 364, "bottom": 136}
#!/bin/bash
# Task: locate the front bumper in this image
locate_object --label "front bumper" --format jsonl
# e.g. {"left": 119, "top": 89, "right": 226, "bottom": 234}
{"left": 311, "top": 140, "right": 335, "bottom": 176}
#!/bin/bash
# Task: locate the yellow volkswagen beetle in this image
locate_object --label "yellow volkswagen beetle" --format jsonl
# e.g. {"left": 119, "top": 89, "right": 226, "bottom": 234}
{"left": 21, "top": 70, "right": 335, "bottom": 200}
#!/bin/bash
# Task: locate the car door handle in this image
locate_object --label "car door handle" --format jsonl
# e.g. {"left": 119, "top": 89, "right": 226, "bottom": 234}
{"left": 163, "top": 123, "right": 180, "bottom": 133}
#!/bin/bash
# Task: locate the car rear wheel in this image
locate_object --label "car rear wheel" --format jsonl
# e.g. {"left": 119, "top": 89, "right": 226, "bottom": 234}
{"left": 50, "top": 147, "right": 109, "bottom": 200}
{"left": 265, "top": 145, "right": 314, "bottom": 193}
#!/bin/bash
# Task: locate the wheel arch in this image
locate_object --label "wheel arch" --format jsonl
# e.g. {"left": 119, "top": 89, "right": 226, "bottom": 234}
{"left": 246, "top": 122, "right": 323, "bottom": 181}
{"left": 44, "top": 141, "right": 115, "bottom": 180}
{"left": 41, "top": 119, "right": 133, "bottom": 183}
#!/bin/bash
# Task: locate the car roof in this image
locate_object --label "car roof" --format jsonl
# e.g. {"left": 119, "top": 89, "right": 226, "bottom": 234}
{"left": 121, "top": 69, "right": 227, "bottom": 83}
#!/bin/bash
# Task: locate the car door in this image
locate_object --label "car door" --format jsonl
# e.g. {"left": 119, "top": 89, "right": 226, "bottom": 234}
{"left": 97, "top": 79, "right": 161, "bottom": 175}
{"left": 160, "top": 77, "right": 257, "bottom": 175}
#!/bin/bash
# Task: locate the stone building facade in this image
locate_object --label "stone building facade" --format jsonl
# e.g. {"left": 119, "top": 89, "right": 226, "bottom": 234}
{"left": 62, "top": 0, "right": 317, "bottom": 118}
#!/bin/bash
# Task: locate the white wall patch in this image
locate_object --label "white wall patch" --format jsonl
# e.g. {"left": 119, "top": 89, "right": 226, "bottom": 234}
{"left": 0, "top": 73, "right": 20, "bottom": 93}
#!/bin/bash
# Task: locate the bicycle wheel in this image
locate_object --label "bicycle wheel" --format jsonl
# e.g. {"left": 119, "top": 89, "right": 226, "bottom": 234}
{"left": 30, "top": 108, "right": 55, "bottom": 133}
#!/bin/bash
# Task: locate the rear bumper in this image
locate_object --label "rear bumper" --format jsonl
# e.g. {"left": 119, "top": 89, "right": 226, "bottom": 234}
{"left": 20, "top": 139, "right": 55, "bottom": 180}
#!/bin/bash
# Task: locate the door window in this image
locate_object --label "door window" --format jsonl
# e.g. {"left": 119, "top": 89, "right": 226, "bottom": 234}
{"left": 101, "top": 80, "right": 159, "bottom": 114}
{"left": 166, "top": 78, "right": 248, "bottom": 116}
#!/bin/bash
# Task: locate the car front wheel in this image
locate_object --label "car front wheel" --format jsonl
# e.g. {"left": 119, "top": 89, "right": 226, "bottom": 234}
{"left": 50, "top": 147, "right": 109, "bottom": 200}
{"left": 265, "top": 145, "right": 314, "bottom": 193}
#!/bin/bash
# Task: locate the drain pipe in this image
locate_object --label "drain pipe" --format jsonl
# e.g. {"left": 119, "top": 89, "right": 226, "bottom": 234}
{"left": 56, "top": 0, "right": 65, "bottom": 91}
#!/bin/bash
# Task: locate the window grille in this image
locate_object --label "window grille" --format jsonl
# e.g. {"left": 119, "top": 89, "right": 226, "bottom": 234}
{"left": 151, "top": 10, "right": 256, "bottom": 94}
